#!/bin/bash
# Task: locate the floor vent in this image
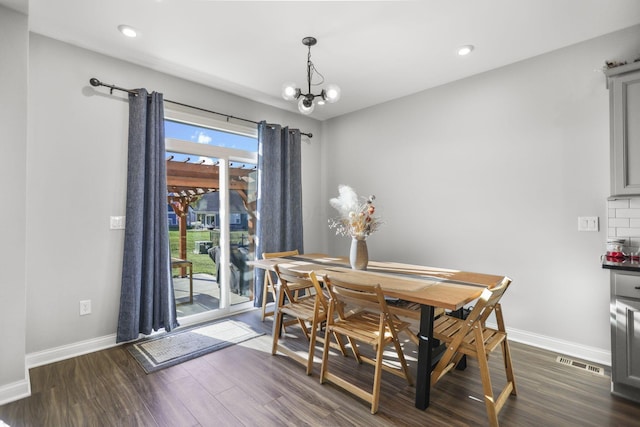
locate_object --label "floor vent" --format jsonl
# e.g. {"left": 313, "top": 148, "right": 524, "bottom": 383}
{"left": 556, "top": 356, "right": 605, "bottom": 376}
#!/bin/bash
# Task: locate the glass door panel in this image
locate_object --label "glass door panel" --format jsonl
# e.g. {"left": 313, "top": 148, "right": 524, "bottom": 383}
{"left": 166, "top": 151, "right": 222, "bottom": 317}
{"left": 228, "top": 161, "right": 257, "bottom": 306}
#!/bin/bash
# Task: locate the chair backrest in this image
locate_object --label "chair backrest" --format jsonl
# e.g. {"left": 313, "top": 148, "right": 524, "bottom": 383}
{"left": 465, "top": 276, "right": 512, "bottom": 328}
{"left": 262, "top": 249, "right": 299, "bottom": 260}
{"left": 274, "top": 264, "right": 327, "bottom": 310}
{"left": 262, "top": 249, "right": 300, "bottom": 287}
{"left": 324, "top": 275, "right": 390, "bottom": 320}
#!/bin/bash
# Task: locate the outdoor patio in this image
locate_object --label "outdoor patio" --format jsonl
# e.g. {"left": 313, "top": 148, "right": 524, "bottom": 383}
{"left": 173, "top": 273, "right": 252, "bottom": 317}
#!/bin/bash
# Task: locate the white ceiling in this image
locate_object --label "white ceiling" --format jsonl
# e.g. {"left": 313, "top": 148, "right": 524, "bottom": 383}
{"left": 9, "top": 0, "right": 640, "bottom": 120}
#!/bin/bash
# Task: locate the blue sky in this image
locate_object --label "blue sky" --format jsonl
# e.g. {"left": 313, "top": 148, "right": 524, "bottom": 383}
{"left": 165, "top": 119, "right": 257, "bottom": 164}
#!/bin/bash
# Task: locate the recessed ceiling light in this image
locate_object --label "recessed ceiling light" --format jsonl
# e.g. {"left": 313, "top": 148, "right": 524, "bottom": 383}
{"left": 118, "top": 25, "right": 138, "bottom": 38}
{"left": 457, "top": 45, "right": 474, "bottom": 56}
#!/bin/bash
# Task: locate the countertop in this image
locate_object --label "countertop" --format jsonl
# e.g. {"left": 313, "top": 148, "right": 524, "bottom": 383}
{"left": 602, "top": 255, "right": 640, "bottom": 272}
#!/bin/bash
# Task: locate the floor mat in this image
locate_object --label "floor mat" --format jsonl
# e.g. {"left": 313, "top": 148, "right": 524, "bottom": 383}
{"left": 127, "top": 319, "right": 263, "bottom": 373}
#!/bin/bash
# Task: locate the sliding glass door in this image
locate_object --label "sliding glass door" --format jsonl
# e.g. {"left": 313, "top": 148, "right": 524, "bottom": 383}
{"left": 164, "top": 107, "right": 257, "bottom": 322}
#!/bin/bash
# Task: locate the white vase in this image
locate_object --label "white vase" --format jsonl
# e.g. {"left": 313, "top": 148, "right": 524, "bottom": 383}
{"left": 349, "top": 237, "right": 368, "bottom": 270}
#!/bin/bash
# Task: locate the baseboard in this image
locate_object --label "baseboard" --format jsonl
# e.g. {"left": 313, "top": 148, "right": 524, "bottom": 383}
{"left": 26, "top": 333, "right": 119, "bottom": 369}
{"left": 23, "top": 324, "right": 612, "bottom": 370}
{"left": 495, "top": 323, "right": 611, "bottom": 367}
{"left": 0, "top": 368, "right": 30, "bottom": 406}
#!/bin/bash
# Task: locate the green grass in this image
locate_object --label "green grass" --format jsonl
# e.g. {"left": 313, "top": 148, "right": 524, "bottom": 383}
{"left": 169, "top": 229, "right": 251, "bottom": 275}
{"left": 169, "top": 230, "right": 214, "bottom": 275}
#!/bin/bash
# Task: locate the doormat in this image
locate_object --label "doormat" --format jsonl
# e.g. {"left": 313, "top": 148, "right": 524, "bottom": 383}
{"left": 127, "top": 319, "right": 263, "bottom": 374}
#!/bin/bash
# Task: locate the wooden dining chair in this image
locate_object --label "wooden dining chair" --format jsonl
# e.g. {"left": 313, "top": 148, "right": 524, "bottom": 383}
{"left": 387, "top": 300, "right": 444, "bottom": 345}
{"left": 261, "top": 249, "right": 299, "bottom": 321}
{"left": 320, "top": 275, "right": 414, "bottom": 414}
{"left": 272, "top": 265, "right": 346, "bottom": 375}
{"left": 431, "top": 277, "right": 516, "bottom": 427}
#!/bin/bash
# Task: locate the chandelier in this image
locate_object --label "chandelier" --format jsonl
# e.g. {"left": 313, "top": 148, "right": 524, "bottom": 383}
{"left": 281, "top": 36, "right": 341, "bottom": 115}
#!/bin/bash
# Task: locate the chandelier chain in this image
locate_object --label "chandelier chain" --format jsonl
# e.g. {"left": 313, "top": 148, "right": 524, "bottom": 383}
{"left": 307, "top": 47, "right": 325, "bottom": 88}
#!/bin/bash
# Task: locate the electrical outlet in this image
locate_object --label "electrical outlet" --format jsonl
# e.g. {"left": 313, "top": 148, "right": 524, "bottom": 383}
{"left": 80, "top": 300, "right": 92, "bottom": 316}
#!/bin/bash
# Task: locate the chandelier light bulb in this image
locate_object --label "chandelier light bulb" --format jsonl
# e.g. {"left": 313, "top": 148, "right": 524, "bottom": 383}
{"left": 281, "top": 82, "right": 298, "bottom": 101}
{"left": 298, "top": 97, "right": 315, "bottom": 115}
{"left": 323, "top": 84, "right": 341, "bottom": 104}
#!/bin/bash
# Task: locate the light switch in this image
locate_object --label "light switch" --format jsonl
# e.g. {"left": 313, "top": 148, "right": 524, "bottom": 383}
{"left": 577, "top": 216, "right": 598, "bottom": 232}
{"left": 110, "top": 216, "right": 126, "bottom": 230}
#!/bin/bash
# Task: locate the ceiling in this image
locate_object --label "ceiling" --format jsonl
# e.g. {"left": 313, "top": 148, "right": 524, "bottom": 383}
{"left": 7, "top": 0, "right": 640, "bottom": 120}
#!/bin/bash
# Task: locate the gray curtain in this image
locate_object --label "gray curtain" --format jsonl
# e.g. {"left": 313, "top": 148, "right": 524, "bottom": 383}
{"left": 116, "top": 89, "right": 178, "bottom": 343}
{"left": 254, "top": 121, "right": 304, "bottom": 307}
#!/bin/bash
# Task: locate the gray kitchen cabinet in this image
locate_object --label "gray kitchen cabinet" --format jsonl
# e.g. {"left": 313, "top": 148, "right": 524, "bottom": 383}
{"left": 611, "top": 270, "right": 640, "bottom": 402}
{"left": 607, "top": 62, "right": 640, "bottom": 196}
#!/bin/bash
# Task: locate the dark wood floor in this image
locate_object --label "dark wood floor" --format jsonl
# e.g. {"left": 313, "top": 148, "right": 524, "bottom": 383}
{"left": 1, "top": 309, "right": 639, "bottom": 426}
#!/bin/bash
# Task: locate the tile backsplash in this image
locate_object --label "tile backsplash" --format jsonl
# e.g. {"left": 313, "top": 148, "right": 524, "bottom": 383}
{"left": 608, "top": 198, "right": 640, "bottom": 248}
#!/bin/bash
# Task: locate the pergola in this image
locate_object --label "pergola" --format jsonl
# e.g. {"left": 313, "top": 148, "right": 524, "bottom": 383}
{"left": 166, "top": 159, "right": 257, "bottom": 261}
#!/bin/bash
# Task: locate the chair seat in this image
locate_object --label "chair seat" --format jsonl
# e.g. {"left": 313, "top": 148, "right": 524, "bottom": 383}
{"left": 330, "top": 311, "right": 410, "bottom": 346}
{"left": 433, "top": 315, "right": 507, "bottom": 355}
{"left": 280, "top": 295, "right": 324, "bottom": 322}
{"left": 387, "top": 300, "right": 444, "bottom": 345}
{"left": 387, "top": 300, "right": 444, "bottom": 319}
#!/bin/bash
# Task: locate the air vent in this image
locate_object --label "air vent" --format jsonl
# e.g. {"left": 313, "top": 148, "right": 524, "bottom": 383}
{"left": 556, "top": 356, "right": 605, "bottom": 376}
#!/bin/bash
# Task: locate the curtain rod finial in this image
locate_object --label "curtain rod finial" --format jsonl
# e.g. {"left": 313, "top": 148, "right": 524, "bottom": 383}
{"left": 89, "top": 78, "right": 101, "bottom": 87}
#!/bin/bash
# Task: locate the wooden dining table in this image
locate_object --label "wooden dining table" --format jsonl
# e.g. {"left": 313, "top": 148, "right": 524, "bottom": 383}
{"left": 248, "top": 253, "right": 506, "bottom": 410}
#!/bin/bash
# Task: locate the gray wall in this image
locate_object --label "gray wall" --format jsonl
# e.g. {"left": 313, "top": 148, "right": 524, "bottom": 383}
{"left": 321, "top": 24, "right": 640, "bottom": 362}
{"left": 0, "top": 4, "right": 29, "bottom": 404}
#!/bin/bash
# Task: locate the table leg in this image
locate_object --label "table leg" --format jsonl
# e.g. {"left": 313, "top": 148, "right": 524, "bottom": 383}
{"left": 415, "top": 304, "right": 434, "bottom": 410}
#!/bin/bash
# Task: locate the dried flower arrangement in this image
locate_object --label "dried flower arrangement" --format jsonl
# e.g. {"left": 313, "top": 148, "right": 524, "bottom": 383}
{"left": 328, "top": 185, "right": 381, "bottom": 238}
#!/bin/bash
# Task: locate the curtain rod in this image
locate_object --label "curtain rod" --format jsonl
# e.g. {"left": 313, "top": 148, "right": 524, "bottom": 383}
{"left": 88, "top": 78, "right": 313, "bottom": 138}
